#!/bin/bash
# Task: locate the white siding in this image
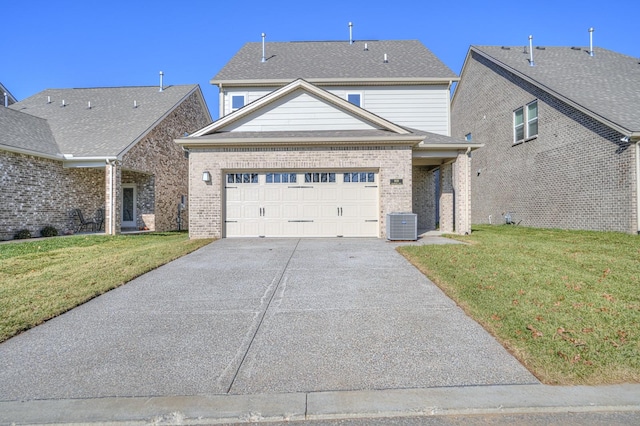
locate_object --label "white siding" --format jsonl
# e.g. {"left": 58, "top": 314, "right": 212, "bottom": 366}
{"left": 221, "top": 84, "right": 451, "bottom": 135}
{"left": 222, "top": 91, "right": 377, "bottom": 132}
{"left": 325, "top": 85, "right": 451, "bottom": 135}
{"left": 223, "top": 88, "right": 272, "bottom": 115}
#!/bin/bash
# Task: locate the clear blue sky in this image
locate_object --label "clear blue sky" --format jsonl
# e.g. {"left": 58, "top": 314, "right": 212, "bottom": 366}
{"left": 3, "top": 0, "right": 638, "bottom": 120}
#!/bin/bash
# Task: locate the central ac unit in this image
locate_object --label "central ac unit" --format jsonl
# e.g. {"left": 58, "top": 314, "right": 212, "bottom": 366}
{"left": 386, "top": 212, "right": 417, "bottom": 241}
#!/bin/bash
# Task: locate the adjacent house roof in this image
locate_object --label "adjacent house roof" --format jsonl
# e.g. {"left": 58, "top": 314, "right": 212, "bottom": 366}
{"left": 0, "top": 106, "right": 59, "bottom": 158}
{"left": 8, "top": 85, "right": 208, "bottom": 158}
{"left": 463, "top": 45, "right": 640, "bottom": 136}
{"left": 212, "top": 40, "right": 458, "bottom": 86}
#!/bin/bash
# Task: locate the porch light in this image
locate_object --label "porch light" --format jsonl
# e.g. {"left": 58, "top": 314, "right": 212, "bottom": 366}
{"left": 202, "top": 171, "right": 211, "bottom": 182}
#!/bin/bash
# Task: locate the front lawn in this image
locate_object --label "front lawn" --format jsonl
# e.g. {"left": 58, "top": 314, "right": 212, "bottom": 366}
{"left": 398, "top": 225, "right": 640, "bottom": 385}
{"left": 0, "top": 233, "right": 213, "bottom": 343}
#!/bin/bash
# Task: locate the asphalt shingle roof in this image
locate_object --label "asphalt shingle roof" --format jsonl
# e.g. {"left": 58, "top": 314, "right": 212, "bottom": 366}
{"left": 471, "top": 45, "right": 640, "bottom": 133}
{"left": 9, "top": 85, "right": 198, "bottom": 157}
{"left": 0, "top": 106, "right": 59, "bottom": 156}
{"left": 213, "top": 40, "right": 458, "bottom": 83}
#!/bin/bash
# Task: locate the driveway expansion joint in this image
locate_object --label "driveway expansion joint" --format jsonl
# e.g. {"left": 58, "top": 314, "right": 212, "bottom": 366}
{"left": 226, "top": 239, "right": 301, "bottom": 394}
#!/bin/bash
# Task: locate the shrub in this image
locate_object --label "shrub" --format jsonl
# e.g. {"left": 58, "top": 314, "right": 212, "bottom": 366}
{"left": 40, "top": 226, "right": 58, "bottom": 238}
{"left": 14, "top": 229, "right": 32, "bottom": 240}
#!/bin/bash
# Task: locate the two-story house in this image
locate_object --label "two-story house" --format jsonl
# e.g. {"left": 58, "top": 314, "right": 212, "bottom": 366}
{"left": 178, "top": 39, "right": 480, "bottom": 239}
{"left": 451, "top": 45, "right": 640, "bottom": 234}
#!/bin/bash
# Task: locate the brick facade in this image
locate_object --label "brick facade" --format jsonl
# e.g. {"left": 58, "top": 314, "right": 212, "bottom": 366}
{"left": 119, "top": 91, "right": 210, "bottom": 233}
{"left": 412, "top": 166, "right": 438, "bottom": 231}
{"left": 187, "top": 145, "right": 414, "bottom": 239}
{"left": 0, "top": 151, "right": 104, "bottom": 240}
{"left": 452, "top": 51, "right": 637, "bottom": 233}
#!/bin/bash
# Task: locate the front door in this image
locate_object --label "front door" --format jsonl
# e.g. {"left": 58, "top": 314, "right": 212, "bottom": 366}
{"left": 121, "top": 184, "right": 137, "bottom": 229}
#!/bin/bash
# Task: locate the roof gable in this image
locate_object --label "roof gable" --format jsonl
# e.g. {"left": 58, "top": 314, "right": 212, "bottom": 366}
{"left": 464, "top": 45, "right": 640, "bottom": 135}
{"left": 9, "top": 85, "right": 203, "bottom": 157}
{"left": 212, "top": 40, "right": 458, "bottom": 85}
{"left": 191, "top": 79, "right": 410, "bottom": 137}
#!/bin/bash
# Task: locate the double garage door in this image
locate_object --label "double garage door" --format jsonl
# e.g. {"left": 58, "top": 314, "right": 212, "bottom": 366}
{"left": 225, "top": 171, "right": 379, "bottom": 237}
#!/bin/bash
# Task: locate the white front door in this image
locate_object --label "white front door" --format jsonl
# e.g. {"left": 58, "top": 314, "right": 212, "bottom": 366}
{"left": 225, "top": 171, "right": 379, "bottom": 238}
{"left": 121, "top": 184, "right": 137, "bottom": 229}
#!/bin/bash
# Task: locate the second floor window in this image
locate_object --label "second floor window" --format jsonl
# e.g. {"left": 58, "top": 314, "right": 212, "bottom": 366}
{"left": 514, "top": 100, "right": 538, "bottom": 143}
{"left": 347, "top": 93, "right": 361, "bottom": 107}
{"left": 231, "top": 95, "right": 245, "bottom": 111}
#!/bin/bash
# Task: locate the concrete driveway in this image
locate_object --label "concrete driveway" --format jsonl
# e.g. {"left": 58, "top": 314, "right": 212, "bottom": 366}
{"left": 0, "top": 238, "right": 537, "bottom": 402}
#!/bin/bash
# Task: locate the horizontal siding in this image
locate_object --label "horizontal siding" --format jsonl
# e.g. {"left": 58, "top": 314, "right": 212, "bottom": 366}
{"left": 224, "top": 92, "right": 375, "bottom": 132}
{"left": 325, "top": 85, "right": 451, "bottom": 135}
{"left": 222, "top": 85, "right": 451, "bottom": 135}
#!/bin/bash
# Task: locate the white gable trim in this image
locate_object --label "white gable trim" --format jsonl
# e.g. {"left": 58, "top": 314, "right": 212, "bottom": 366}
{"left": 190, "top": 79, "right": 410, "bottom": 137}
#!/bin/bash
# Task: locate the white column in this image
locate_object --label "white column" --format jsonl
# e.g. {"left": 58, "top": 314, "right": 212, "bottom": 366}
{"left": 105, "top": 161, "right": 122, "bottom": 235}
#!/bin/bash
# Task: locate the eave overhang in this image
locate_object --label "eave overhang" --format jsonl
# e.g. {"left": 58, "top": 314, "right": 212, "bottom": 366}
{"left": 213, "top": 77, "right": 459, "bottom": 88}
{"left": 176, "top": 134, "right": 424, "bottom": 149}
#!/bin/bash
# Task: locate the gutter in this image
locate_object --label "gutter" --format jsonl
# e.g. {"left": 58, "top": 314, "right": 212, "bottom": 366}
{"left": 175, "top": 135, "right": 424, "bottom": 148}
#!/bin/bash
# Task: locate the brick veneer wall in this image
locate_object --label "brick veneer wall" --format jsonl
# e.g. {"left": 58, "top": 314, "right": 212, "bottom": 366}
{"left": 121, "top": 91, "right": 211, "bottom": 232}
{"left": 412, "top": 165, "right": 437, "bottom": 231}
{"left": 451, "top": 51, "right": 637, "bottom": 233}
{"left": 187, "top": 145, "right": 414, "bottom": 239}
{"left": 0, "top": 151, "right": 104, "bottom": 240}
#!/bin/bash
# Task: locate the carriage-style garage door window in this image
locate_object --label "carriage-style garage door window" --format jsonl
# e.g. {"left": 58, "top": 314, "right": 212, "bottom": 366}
{"left": 227, "top": 173, "right": 258, "bottom": 184}
{"left": 344, "top": 172, "right": 375, "bottom": 183}
{"left": 304, "top": 172, "right": 336, "bottom": 183}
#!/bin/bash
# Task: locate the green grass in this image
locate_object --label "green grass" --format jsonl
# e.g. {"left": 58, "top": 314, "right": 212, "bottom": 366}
{"left": 398, "top": 225, "right": 640, "bottom": 385}
{"left": 0, "top": 232, "right": 213, "bottom": 343}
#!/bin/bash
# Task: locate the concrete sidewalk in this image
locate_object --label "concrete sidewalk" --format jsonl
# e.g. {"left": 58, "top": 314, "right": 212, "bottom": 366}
{"left": 2, "top": 384, "right": 639, "bottom": 424}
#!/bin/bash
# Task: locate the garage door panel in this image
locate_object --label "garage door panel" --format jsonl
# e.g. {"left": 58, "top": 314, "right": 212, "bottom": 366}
{"left": 282, "top": 187, "right": 302, "bottom": 201}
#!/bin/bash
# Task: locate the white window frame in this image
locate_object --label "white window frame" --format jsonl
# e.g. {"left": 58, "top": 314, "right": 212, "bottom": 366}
{"left": 230, "top": 94, "right": 246, "bottom": 112}
{"left": 513, "top": 100, "right": 538, "bottom": 144}
{"left": 526, "top": 100, "right": 538, "bottom": 139}
{"left": 346, "top": 92, "right": 363, "bottom": 107}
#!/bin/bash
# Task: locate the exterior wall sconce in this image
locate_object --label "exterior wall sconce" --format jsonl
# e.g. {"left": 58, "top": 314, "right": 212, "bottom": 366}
{"left": 202, "top": 171, "right": 211, "bottom": 182}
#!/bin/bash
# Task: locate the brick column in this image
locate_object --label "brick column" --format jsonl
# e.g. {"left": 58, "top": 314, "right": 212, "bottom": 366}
{"left": 439, "top": 162, "right": 454, "bottom": 233}
{"left": 455, "top": 149, "right": 472, "bottom": 235}
{"left": 105, "top": 162, "right": 122, "bottom": 235}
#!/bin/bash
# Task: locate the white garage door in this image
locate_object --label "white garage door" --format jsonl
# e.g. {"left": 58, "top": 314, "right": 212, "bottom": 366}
{"left": 225, "top": 171, "right": 379, "bottom": 237}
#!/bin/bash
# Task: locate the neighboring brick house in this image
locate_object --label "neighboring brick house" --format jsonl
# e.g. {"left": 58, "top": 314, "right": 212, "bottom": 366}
{"left": 451, "top": 45, "right": 640, "bottom": 234}
{"left": 178, "top": 40, "right": 481, "bottom": 239}
{"left": 1, "top": 84, "right": 211, "bottom": 240}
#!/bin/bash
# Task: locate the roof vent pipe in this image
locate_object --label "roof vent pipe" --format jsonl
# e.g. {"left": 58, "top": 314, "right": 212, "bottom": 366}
{"left": 589, "top": 27, "right": 595, "bottom": 56}
{"left": 134, "top": 100, "right": 138, "bottom": 108}
{"left": 383, "top": 53, "right": 388, "bottom": 63}
{"left": 349, "top": 22, "right": 353, "bottom": 44}
{"left": 87, "top": 101, "right": 91, "bottom": 109}
{"left": 364, "top": 43, "right": 368, "bottom": 51}
{"left": 3, "top": 92, "right": 7, "bottom": 108}
{"left": 47, "top": 96, "right": 51, "bottom": 104}
{"left": 528, "top": 35, "right": 535, "bottom": 66}
{"left": 261, "top": 33, "right": 266, "bottom": 63}
{"left": 61, "top": 100, "right": 66, "bottom": 107}
{"left": 159, "top": 71, "right": 164, "bottom": 92}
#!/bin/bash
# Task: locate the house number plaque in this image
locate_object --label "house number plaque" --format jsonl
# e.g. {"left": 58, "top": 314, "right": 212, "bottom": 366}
{"left": 390, "top": 179, "right": 403, "bottom": 185}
